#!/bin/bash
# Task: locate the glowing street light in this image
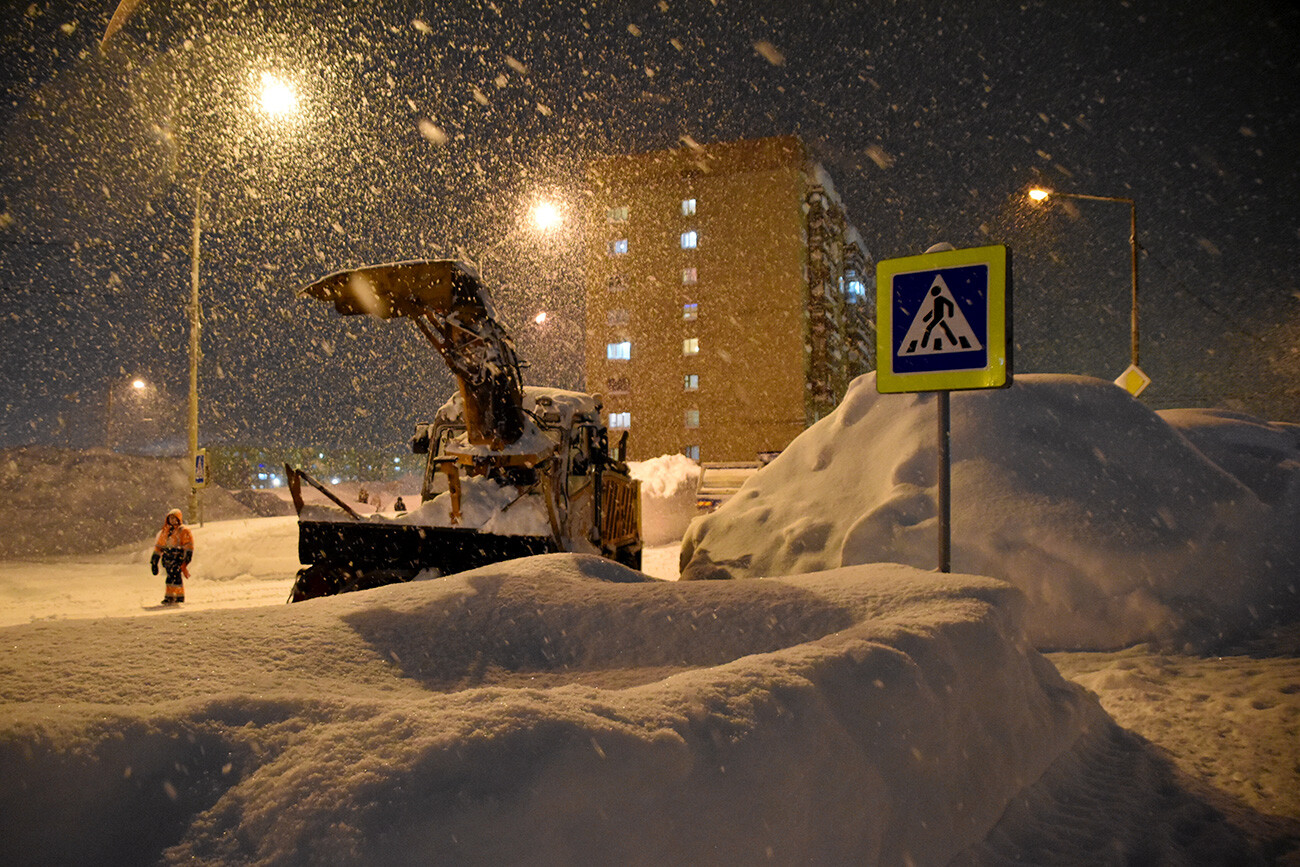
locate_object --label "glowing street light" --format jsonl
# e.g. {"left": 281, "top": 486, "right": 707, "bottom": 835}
{"left": 256, "top": 72, "right": 299, "bottom": 117}
{"left": 106, "top": 376, "right": 154, "bottom": 450}
{"left": 1029, "top": 187, "right": 1141, "bottom": 370}
{"left": 475, "top": 199, "right": 565, "bottom": 283}
{"left": 531, "top": 200, "right": 562, "bottom": 232}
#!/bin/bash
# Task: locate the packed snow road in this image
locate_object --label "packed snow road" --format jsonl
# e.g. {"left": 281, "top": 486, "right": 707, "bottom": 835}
{"left": 0, "top": 515, "right": 685, "bottom": 627}
{"left": 0, "top": 517, "right": 303, "bottom": 625}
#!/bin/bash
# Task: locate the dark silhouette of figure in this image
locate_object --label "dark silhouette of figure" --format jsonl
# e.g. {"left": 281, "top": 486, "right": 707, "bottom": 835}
{"left": 921, "top": 285, "right": 959, "bottom": 350}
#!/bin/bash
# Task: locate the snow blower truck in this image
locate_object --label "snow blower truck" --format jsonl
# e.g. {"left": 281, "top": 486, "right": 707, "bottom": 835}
{"left": 285, "top": 259, "right": 641, "bottom": 602}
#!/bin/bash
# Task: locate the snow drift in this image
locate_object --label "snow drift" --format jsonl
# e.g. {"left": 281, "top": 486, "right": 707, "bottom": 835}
{"left": 681, "top": 374, "right": 1300, "bottom": 650}
{"left": 0, "top": 447, "right": 255, "bottom": 559}
{"left": 1, "top": 553, "right": 1120, "bottom": 866}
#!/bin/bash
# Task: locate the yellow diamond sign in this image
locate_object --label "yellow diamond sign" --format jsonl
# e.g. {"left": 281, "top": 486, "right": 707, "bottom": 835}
{"left": 1115, "top": 364, "right": 1151, "bottom": 397}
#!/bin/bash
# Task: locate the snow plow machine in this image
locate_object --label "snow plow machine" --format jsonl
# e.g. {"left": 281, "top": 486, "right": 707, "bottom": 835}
{"left": 286, "top": 259, "right": 641, "bottom": 602}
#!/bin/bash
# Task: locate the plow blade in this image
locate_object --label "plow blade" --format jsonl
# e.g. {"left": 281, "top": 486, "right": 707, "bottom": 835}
{"left": 289, "top": 520, "right": 558, "bottom": 602}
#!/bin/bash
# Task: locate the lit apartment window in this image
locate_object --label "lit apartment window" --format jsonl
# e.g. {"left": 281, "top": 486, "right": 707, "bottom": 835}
{"left": 609, "top": 411, "right": 631, "bottom": 429}
{"left": 680, "top": 230, "right": 697, "bottom": 249}
{"left": 683, "top": 445, "right": 700, "bottom": 461}
{"left": 846, "top": 278, "right": 866, "bottom": 301}
{"left": 607, "top": 205, "right": 629, "bottom": 223}
{"left": 683, "top": 302, "right": 698, "bottom": 321}
{"left": 608, "top": 238, "right": 629, "bottom": 256}
{"left": 607, "top": 376, "right": 630, "bottom": 394}
{"left": 683, "top": 337, "right": 699, "bottom": 355}
{"left": 681, "top": 198, "right": 696, "bottom": 216}
{"left": 607, "top": 308, "right": 630, "bottom": 326}
{"left": 607, "top": 273, "right": 626, "bottom": 292}
{"left": 684, "top": 374, "right": 699, "bottom": 391}
{"left": 684, "top": 409, "right": 700, "bottom": 429}
{"left": 606, "top": 341, "right": 631, "bottom": 360}
{"left": 682, "top": 267, "right": 697, "bottom": 284}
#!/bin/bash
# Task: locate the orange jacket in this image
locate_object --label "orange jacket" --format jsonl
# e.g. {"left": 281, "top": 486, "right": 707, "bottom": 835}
{"left": 154, "top": 509, "right": 194, "bottom": 555}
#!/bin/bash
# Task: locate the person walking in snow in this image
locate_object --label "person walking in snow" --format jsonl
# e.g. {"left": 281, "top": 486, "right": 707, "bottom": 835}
{"left": 150, "top": 508, "right": 193, "bottom": 604}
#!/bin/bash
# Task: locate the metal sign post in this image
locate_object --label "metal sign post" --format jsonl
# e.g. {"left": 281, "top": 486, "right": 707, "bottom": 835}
{"left": 877, "top": 244, "right": 1011, "bottom": 572}
{"left": 936, "top": 390, "right": 951, "bottom": 572}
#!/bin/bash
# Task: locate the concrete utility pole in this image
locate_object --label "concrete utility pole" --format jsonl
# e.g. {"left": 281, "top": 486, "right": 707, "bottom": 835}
{"left": 188, "top": 170, "right": 205, "bottom": 523}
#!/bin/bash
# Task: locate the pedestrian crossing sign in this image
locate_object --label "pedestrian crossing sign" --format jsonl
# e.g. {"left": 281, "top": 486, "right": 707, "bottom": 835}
{"left": 876, "top": 244, "right": 1010, "bottom": 393}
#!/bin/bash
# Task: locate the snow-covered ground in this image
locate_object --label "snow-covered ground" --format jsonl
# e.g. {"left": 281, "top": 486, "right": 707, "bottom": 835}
{"left": 2, "top": 374, "right": 1299, "bottom": 864}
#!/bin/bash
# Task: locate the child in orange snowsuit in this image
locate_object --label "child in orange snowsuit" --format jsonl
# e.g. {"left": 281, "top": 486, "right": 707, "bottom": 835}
{"left": 150, "top": 508, "right": 194, "bottom": 604}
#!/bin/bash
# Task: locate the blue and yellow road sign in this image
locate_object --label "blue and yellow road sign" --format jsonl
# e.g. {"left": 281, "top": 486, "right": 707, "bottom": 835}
{"left": 876, "top": 244, "right": 1011, "bottom": 393}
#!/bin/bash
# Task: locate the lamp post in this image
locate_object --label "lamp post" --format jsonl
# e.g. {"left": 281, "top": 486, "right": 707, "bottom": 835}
{"left": 187, "top": 72, "right": 301, "bottom": 522}
{"left": 188, "top": 169, "right": 205, "bottom": 520}
{"left": 1028, "top": 187, "right": 1140, "bottom": 369}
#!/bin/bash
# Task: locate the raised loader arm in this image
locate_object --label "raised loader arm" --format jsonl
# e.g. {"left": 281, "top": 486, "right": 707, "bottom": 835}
{"left": 300, "top": 259, "right": 526, "bottom": 448}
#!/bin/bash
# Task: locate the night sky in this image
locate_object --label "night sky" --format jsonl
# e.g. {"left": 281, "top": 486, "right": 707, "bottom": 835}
{"left": 2, "top": 0, "right": 1297, "bottom": 451}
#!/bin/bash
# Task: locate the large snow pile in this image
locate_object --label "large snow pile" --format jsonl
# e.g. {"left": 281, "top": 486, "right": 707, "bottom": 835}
{"left": 681, "top": 374, "right": 1300, "bottom": 650}
{"left": 1158, "top": 407, "right": 1300, "bottom": 507}
{"left": 0, "top": 447, "right": 254, "bottom": 558}
{"left": 2, "top": 553, "right": 1256, "bottom": 866}
{"left": 629, "top": 453, "right": 701, "bottom": 545}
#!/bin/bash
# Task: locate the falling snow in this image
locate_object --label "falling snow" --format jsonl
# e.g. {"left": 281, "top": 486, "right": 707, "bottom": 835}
{"left": 1, "top": 1, "right": 1298, "bottom": 863}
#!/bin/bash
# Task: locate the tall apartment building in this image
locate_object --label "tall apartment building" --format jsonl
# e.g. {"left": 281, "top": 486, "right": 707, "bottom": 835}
{"left": 584, "top": 135, "right": 873, "bottom": 463}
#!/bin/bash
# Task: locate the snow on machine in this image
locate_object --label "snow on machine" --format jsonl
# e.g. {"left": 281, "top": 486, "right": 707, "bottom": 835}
{"left": 286, "top": 259, "right": 641, "bottom": 602}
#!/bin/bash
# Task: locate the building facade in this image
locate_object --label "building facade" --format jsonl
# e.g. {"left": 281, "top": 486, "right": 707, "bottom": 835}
{"left": 584, "top": 136, "right": 872, "bottom": 462}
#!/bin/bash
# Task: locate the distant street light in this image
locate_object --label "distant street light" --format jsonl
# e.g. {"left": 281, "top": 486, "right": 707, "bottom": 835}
{"left": 188, "top": 70, "right": 302, "bottom": 521}
{"left": 531, "top": 200, "right": 562, "bottom": 232}
{"left": 1029, "top": 187, "right": 1141, "bottom": 369}
{"left": 474, "top": 199, "right": 565, "bottom": 284}
{"left": 256, "top": 72, "right": 299, "bottom": 116}
{"left": 106, "top": 376, "right": 154, "bottom": 450}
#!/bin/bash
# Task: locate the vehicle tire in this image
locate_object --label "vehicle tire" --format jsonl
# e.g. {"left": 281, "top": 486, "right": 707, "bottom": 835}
{"left": 615, "top": 545, "right": 642, "bottom": 571}
{"left": 287, "top": 563, "right": 348, "bottom": 602}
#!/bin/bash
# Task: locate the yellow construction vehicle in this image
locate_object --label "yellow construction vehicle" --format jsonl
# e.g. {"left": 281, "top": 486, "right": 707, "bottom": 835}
{"left": 286, "top": 260, "right": 641, "bottom": 601}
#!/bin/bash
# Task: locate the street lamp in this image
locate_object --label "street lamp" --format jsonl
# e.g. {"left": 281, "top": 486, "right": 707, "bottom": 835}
{"left": 106, "top": 377, "right": 153, "bottom": 450}
{"left": 473, "top": 199, "right": 565, "bottom": 283}
{"left": 187, "top": 71, "right": 301, "bottom": 522}
{"left": 256, "top": 72, "right": 299, "bottom": 116}
{"left": 1028, "top": 187, "right": 1141, "bottom": 370}
{"left": 531, "top": 200, "right": 562, "bottom": 232}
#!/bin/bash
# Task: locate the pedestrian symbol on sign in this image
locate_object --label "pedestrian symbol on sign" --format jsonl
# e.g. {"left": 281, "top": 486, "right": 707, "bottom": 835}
{"left": 899, "top": 276, "right": 983, "bottom": 356}
{"left": 876, "top": 243, "right": 1008, "bottom": 393}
